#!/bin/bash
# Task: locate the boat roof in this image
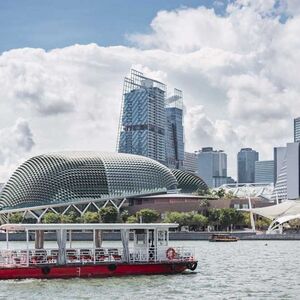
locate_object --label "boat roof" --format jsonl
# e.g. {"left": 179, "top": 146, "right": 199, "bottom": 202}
{"left": 0, "top": 223, "right": 179, "bottom": 232}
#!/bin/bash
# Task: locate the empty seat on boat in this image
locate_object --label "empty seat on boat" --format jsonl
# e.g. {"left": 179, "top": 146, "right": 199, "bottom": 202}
{"left": 108, "top": 248, "right": 121, "bottom": 261}
{"left": 66, "top": 249, "right": 77, "bottom": 261}
{"left": 47, "top": 249, "right": 58, "bottom": 263}
{"left": 95, "top": 248, "right": 108, "bottom": 261}
{"left": 32, "top": 249, "right": 47, "bottom": 263}
{"left": 80, "top": 249, "right": 92, "bottom": 261}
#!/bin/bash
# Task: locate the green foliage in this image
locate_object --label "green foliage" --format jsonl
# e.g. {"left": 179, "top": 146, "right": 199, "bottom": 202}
{"left": 256, "top": 217, "right": 271, "bottom": 230}
{"left": 126, "top": 215, "right": 138, "bottom": 223}
{"left": 120, "top": 210, "right": 129, "bottom": 223}
{"left": 9, "top": 212, "right": 23, "bottom": 223}
{"left": 42, "top": 212, "right": 61, "bottom": 223}
{"left": 135, "top": 209, "right": 160, "bottom": 223}
{"left": 190, "top": 213, "right": 208, "bottom": 231}
{"left": 164, "top": 211, "right": 189, "bottom": 228}
{"left": 82, "top": 212, "right": 99, "bottom": 223}
{"left": 99, "top": 206, "right": 118, "bottom": 223}
{"left": 207, "top": 209, "right": 221, "bottom": 229}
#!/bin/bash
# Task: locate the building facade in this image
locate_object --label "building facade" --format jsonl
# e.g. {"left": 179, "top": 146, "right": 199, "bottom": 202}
{"left": 118, "top": 70, "right": 184, "bottom": 168}
{"left": 183, "top": 152, "right": 197, "bottom": 173}
{"left": 165, "top": 89, "right": 184, "bottom": 169}
{"left": 254, "top": 160, "right": 274, "bottom": 184}
{"left": 118, "top": 70, "right": 167, "bottom": 164}
{"left": 196, "top": 147, "right": 227, "bottom": 188}
{"left": 273, "top": 142, "right": 300, "bottom": 201}
{"left": 274, "top": 146, "right": 287, "bottom": 184}
{"left": 294, "top": 117, "right": 300, "bottom": 142}
{"left": 237, "top": 148, "right": 259, "bottom": 183}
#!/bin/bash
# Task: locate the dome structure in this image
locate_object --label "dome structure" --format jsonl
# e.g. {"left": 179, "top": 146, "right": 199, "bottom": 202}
{"left": 171, "top": 169, "right": 208, "bottom": 193}
{"left": 0, "top": 152, "right": 177, "bottom": 210}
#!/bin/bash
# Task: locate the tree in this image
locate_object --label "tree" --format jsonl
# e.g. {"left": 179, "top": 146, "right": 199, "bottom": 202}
{"left": 9, "top": 212, "right": 23, "bottom": 223}
{"left": 99, "top": 206, "right": 118, "bottom": 223}
{"left": 198, "top": 199, "right": 210, "bottom": 216}
{"left": 163, "top": 211, "right": 190, "bottom": 230}
{"left": 126, "top": 215, "right": 138, "bottom": 223}
{"left": 136, "top": 209, "right": 160, "bottom": 223}
{"left": 120, "top": 210, "right": 129, "bottom": 223}
{"left": 82, "top": 212, "right": 99, "bottom": 223}
{"left": 208, "top": 209, "right": 221, "bottom": 230}
{"left": 42, "top": 212, "right": 61, "bottom": 223}
{"left": 189, "top": 213, "right": 208, "bottom": 231}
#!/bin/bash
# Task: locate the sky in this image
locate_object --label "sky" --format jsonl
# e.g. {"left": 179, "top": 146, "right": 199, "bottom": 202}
{"left": 0, "top": 0, "right": 299, "bottom": 181}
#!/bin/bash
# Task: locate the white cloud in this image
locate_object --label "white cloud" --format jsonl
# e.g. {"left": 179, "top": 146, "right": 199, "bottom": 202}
{"left": 0, "top": 0, "right": 299, "bottom": 180}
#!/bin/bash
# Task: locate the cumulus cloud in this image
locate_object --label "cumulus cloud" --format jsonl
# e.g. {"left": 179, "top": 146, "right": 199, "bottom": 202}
{"left": 0, "top": 119, "right": 34, "bottom": 180}
{"left": 0, "top": 0, "right": 299, "bottom": 179}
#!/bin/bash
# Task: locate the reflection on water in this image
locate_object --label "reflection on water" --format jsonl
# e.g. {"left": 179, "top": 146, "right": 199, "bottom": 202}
{"left": 0, "top": 240, "right": 300, "bottom": 299}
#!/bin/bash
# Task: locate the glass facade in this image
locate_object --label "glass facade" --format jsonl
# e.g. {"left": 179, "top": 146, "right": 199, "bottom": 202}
{"left": 165, "top": 92, "right": 184, "bottom": 169}
{"left": 294, "top": 117, "right": 300, "bottom": 143}
{"left": 196, "top": 147, "right": 227, "bottom": 188}
{"left": 237, "top": 148, "right": 259, "bottom": 183}
{"left": 254, "top": 160, "right": 274, "bottom": 183}
{"left": 0, "top": 152, "right": 177, "bottom": 210}
{"left": 118, "top": 70, "right": 184, "bottom": 169}
{"left": 118, "top": 70, "right": 167, "bottom": 164}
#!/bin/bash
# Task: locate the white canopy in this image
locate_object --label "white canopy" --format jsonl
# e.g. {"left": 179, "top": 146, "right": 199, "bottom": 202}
{"left": 246, "top": 200, "right": 300, "bottom": 225}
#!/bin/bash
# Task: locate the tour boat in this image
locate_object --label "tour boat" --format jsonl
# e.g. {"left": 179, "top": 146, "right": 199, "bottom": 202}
{"left": 0, "top": 223, "right": 197, "bottom": 279}
{"left": 208, "top": 233, "right": 239, "bottom": 242}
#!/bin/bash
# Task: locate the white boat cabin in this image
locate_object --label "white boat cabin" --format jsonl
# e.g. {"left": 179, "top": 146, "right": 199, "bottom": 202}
{"left": 0, "top": 223, "right": 195, "bottom": 267}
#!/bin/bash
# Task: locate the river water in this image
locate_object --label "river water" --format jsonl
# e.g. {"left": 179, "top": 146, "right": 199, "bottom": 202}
{"left": 0, "top": 240, "right": 299, "bottom": 300}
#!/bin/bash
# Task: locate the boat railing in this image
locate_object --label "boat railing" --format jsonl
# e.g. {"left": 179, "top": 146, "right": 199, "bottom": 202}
{"left": 0, "top": 246, "right": 195, "bottom": 267}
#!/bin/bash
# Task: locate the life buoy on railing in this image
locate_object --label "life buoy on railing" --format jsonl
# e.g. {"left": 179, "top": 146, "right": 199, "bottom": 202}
{"left": 166, "top": 248, "right": 176, "bottom": 260}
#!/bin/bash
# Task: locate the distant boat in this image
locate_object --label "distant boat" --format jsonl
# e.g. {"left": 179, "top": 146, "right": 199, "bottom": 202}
{"left": 209, "top": 234, "right": 239, "bottom": 242}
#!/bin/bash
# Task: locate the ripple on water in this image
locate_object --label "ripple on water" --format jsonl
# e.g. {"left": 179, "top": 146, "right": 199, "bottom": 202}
{"left": 0, "top": 241, "right": 300, "bottom": 299}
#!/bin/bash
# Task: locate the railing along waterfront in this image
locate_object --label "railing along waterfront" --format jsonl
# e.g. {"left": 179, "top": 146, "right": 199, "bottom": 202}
{"left": 0, "top": 246, "right": 195, "bottom": 267}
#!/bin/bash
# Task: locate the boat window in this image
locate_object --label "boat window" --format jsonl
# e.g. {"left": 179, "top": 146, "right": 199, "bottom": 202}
{"left": 157, "top": 230, "right": 168, "bottom": 246}
{"left": 135, "top": 229, "right": 147, "bottom": 245}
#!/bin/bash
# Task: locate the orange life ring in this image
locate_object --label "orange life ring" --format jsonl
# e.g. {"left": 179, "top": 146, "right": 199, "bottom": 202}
{"left": 166, "top": 247, "right": 176, "bottom": 260}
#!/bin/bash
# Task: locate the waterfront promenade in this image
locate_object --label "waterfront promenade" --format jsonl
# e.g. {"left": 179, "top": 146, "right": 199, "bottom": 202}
{"left": 2, "top": 231, "right": 300, "bottom": 241}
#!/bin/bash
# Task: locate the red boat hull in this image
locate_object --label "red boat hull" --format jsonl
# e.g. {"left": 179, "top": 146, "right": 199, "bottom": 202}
{"left": 0, "top": 261, "right": 196, "bottom": 280}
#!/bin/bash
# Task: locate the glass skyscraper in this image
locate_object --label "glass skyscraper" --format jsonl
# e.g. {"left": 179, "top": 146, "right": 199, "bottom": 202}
{"left": 165, "top": 89, "right": 184, "bottom": 169}
{"left": 196, "top": 147, "right": 227, "bottom": 188}
{"left": 294, "top": 117, "right": 300, "bottom": 142}
{"left": 237, "top": 148, "right": 259, "bottom": 183}
{"left": 118, "top": 69, "right": 184, "bottom": 168}
{"left": 254, "top": 160, "right": 274, "bottom": 183}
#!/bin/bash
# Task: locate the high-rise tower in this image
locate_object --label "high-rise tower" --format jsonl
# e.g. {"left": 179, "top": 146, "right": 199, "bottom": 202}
{"left": 237, "top": 148, "right": 259, "bottom": 183}
{"left": 118, "top": 70, "right": 167, "bottom": 164}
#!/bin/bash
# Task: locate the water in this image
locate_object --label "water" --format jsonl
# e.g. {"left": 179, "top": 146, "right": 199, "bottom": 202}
{"left": 0, "top": 240, "right": 299, "bottom": 299}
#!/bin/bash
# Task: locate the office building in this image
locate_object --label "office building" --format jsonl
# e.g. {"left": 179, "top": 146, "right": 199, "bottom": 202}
{"left": 196, "top": 147, "right": 227, "bottom": 188}
{"left": 237, "top": 148, "right": 259, "bottom": 183}
{"left": 274, "top": 147, "right": 287, "bottom": 184}
{"left": 183, "top": 152, "right": 197, "bottom": 173}
{"left": 273, "top": 142, "right": 300, "bottom": 201}
{"left": 165, "top": 89, "right": 185, "bottom": 169}
{"left": 118, "top": 69, "right": 167, "bottom": 164}
{"left": 255, "top": 160, "right": 274, "bottom": 184}
{"left": 294, "top": 117, "right": 300, "bottom": 142}
{"left": 118, "top": 69, "right": 184, "bottom": 168}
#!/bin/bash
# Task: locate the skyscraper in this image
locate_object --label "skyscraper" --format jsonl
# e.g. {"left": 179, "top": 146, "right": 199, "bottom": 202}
{"left": 237, "top": 148, "right": 259, "bottom": 183}
{"left": 183, "top": 152, "right": 197, "bottom": 173}
{"left": 196, "top": 147, "right": 227, "bottom": 188}
{"left": 294, "top": 117, "right": 300, "bottom": 142}
{"left": 118, "top": 69, "right": 167, "bottom": 164}
{"left": 254, "top": 160, "right": 274, "bottom": 183}
{"left": 118, "top": 69, "right": 184, "bottom": 168}
{"left": 165, "top": 89, "right": 184, "bottom": 169}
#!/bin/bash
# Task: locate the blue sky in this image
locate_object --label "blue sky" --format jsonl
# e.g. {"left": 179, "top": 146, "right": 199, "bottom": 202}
{"left": 0, "top": 0, "right": 228, "bottom": 53}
